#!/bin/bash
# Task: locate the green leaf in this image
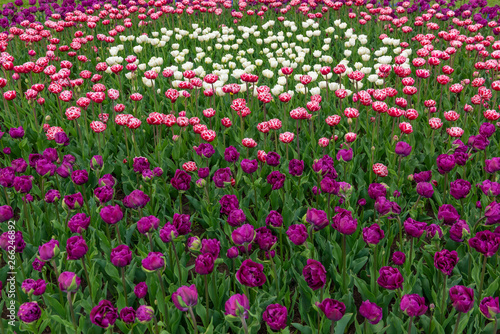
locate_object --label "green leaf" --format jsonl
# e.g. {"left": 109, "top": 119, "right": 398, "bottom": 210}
{"left": 335, "top": 313, "right": 353, "bottom": 334}
{"left": 292, "top": 323, "right": 313, "bottom": 334}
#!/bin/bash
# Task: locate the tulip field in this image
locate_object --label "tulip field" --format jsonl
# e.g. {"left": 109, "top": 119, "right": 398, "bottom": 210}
{"left": 1, "top": 0, "right": 500, "bottom": 332}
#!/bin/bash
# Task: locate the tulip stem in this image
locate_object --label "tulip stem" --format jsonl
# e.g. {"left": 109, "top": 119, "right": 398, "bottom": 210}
{"left": 178, "top": 192, "right": 183, "bottom": 215}
{"left": 452, "top": 313, "right": 461, "bottom": 334}
{"left": 204, "top": 275, "right": 209, "bottom": 326}
{"left": 172, "top": 243, "right": 182, "bottom": 284}
{"left": 241, "top": 316, "right": 249, "bottom": 334}
{"left": 440, "top": 274, "right": 447, "bottom": 322}
{"left": 188, "top": 307, "right": 198, "bottom": 334}
{"left": 270, "top": 255, "right": 279, "bottom": 294}
{"left": 211, "top": 271, "right": 218, "bottom": 307}
{"left": 81, "top": 257, "right": 94, "bottom": 307}
{"left": 121, "top": 267, "right": 128, "bottom": 307}
{"left": 342, "top": 234, "right": 347, "bottom": 293}
{"left": 67, "top": 292, "right": 78, "bottom": 334}
{"left": 330, "top": 320, "right": 336, "bottom": 334}
{"left": 115, "top": 224, "right": 122, "bottom": 244}
{"left": 157, "top": 271, "right": 169, "bottom": 330}
{"left": 478, "top": 255, "right": 487, "bottom": 301}
{"left": 407, "top": 317, "right": 413, "bottom": 334}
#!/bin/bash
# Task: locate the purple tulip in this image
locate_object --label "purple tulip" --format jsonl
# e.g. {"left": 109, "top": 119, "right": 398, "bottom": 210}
{"left": 18, "top": 302, "right": 41, "bottom": 324}
{"left": 0, "top": 205, "right": 14, "bottom": 223}
{"left": 265, "top": 151, "right": 281, "bottom": 167}
{"left": 90, "top": 300, "right": 118, "bottom": 328}
{"left": 306, "top": 208, "right": 329, "bottom": 231}
{"left": 0, "top": 167, "right": 15, "bottom": 187}
{"left": 136, "top": 305, "right": 154, "bottom": 323}
{"left": 426, "top": 224, "right": 443, "bottom": 239}
{"left": 134, "top": 282, "right": 148, "bottom": 299}
{"left": 90, "top": 155, "right": 104, "bottom": 171}
{"left": 219, "top": 194, "right": 239, "bottom": 215}
{"left": 195, "top": 143, "right": 215, "bottom": 158}
{"left": 11, "top": 158, "right": 28, "bottom": 173}
{"left": 35, "top": 159, "right": 56, "bottom": 177}
{"left": 56, "top": 163, "right": 72, "bottom": 178}
{"left": 436, "top": 154, "right": 455, "bottom": 174}
{"left": 0, "top": 231, "right": 26, "bottom": 253}
{"left": 110, "top": 245, "right": 132, "bottom": 267}
{"left": 479, "top": 122, "right": 496, "bottom": 137}
{"left": 477, "top": 180, "right": 500, "bottom": 197}
{"left": 368, "top": 183, "right": 387, "bottom": 199}
{"left": 13, "top": 176, "right": 32, "bottom": 193}
{"left": 172, "top": 285, "right": 198, "bottom": 311}
{"left": 171, "top": 169, "right": 191, "bottom": 191}
{"left": 469, "top": 230, "right": 500, "bottom": 257}
{"left": 224, "top": 146, "right": 240, "bottom": 162}
{"left": 450, "top": 179, "right": 471, "bottom": 199}
{"left": 416, "top": 182, "right": 434, "bottom": 198}
{"left": 21, "top": 279, "right": 46, "bottom": 296}
{"left": 434, "top": 249, "right": 459, "bottom": 276}
{"left": 68, "top": 213, "right": 91, "bottom": 234}
{"left": 267, "top": 170, "right": 285, "bottom": 190}
{"left": 320, "top": 176, "right": 339, "bottom": 194}
{"left": 413, "top": 170, "right": 432, "bottom": 183}
{"left": 58, "top": 272, "right": 81, "bottom": 293}
{"left": 100, "top": 205, "right": 123, "bottom": 224}
{"left": 133, "top": 157, "right": 150, "bottom": 173}
{"left": 94, "top": 185, "right": 114, "bottom": 203}
{"left": 449, "top": 220, "right": 470, "bottom": 243}
{"left": 194, "top": 253, "right": 214, "bottom": 275}
{"left": 468, "top": 134, "right": 489, "bottom": 151}
{"left": 336, "top": 147, "right": 353, "bottom": 162}
{"left": 201, "top": 239, "right": 221, "bottom": 258}
{"left": 392, "top": 252, "right": 406, "bottom": 265}
{"left": 289, "top": 159, "right": 304, "bottom": 176}
{"left": 332, "top": 207, "right": 358, "bottom": 235}
{"left": 377, "top": 266, "right": 403, "bottom": 290}
{"left": 263, "top": 304, "right": 287, "bottom": 331}
{"left": 359, "top": 301, "right": 383, "bottom": 324}
{"left": 485, "top": 158, "right": 500, "bottom": 174}
{"left": 62, "top": 192, "right": 83, "bottom": 211}
{"left": 123, "top": 190, "right": 150, "bottom": 209}
{"left": 171, "top": 213, "right": 191, "bottom": 235}
{"left": 287, "top": 224, "right": 308, "bottom": 245}
{"left": 400, "top": 294, "right": 428, "bottom": 317}
{"left": 404, "top": 218, "right": 427, "bottom": 238}
{"left": 227, "top": 246, "right": 239, "bottom": 259}
{"left": 232, "top": 224, "right": 256, "bottom": 245}
{"left": 119, "top": 307, "right": 136, "bottom": 324}
{"left": 38, "top": 239, "right": 60, "bottom": 261}
{"left": 265, "top": 210, "right": 283, "bottom": 228}
{"left": 316, "top": 299, "right": 345, "bottom": 321}
{"left": 302, "top": 259, "right": 326, "bottom": 291}
{"left": 449, "top": 285, "right": 474, "bottom": 313}
{"left": 137, "top": 215, "right": 160, "bottom": 235}
{"left": 99, "top": 174, "right": 116, "bottom": 187}
{"left": 485, "top": 201, "right": 500, "bottom": 225}
{"left": 255, "top": 227, "right": 277, "bottom": 251}
{"left": 236, "top": 259, "right": 267, "bottom": 287}
{"left": 71, "top": 170, "right": 88, "bottom": 185}
{"left": 213, "top": 167, "right": 232, "bottom": 188}
{"left": 437, "top": 204, "right": 460, "bottom": 225}
{"left": 374, "top": 197, "right": 401, "bottom": 217}
{"left": 198, "top": 167, "right": 209, "bottom": 179}
{"left": 142, "top": 252, "right": 165, "bottom": 272}
{"left": 227, "top": 209, "right": 246, "bottom": 227}
{"left": 225, "top": 294, "right": 250, "bottom": 318}
{"left": 395, "top": 141, "right": 412, "bottom": 157}
{"left": 159, "top": 223, "right": 178, "bottom": 243}
{"left": 66, "top": 235, "right": 88, "bottom": 260}
{"left": 363, "top": 223, "right": 385, "bottom": 245}
{"left": 241, "top": 159, "right": 258, "bottom": 174}
{"left": 479, "top": 297, "right": 500, "bottom": 319}
{"left": 9, "top": 126, "right": 24, "bottom": 139}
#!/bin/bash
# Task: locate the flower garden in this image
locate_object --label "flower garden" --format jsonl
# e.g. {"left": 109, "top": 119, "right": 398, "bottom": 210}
{"left": 0, "top": 0, "right": 500, "bottom": 333}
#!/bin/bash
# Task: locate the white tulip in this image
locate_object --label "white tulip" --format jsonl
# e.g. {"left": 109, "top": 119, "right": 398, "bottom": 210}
{"left": 133, "top": 45, "right": 143, "bottom": 54}
{"left": 344, "top": 50, "right": 352, "bottom": 57}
